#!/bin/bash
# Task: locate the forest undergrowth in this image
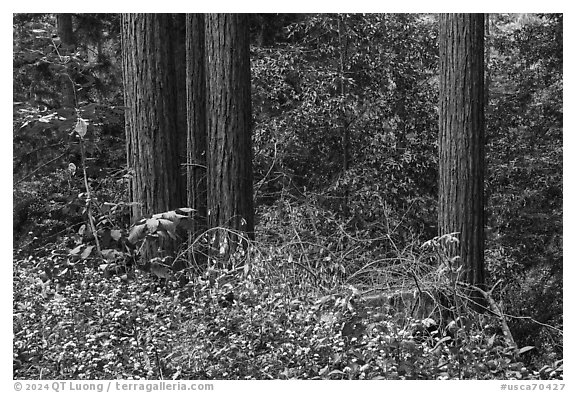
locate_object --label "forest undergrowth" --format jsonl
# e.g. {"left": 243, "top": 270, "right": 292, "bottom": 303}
{"left": 13, "top": 198, "right": 563, "bottom": 380}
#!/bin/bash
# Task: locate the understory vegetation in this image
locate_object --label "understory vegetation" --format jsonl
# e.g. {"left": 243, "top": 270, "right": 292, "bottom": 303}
{"left": 13, "top": 13, "right": 562, "bottom": 380}
{"left": 12, "top": 223, "right": 562, "bottom": 380}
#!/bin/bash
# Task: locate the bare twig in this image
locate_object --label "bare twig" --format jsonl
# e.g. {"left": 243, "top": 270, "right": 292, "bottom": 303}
{"left": 78, "top": 123, "right": 102, "bottom": 257}
{"left": 500, "top": 315, "right": 563, "bottom": 334}
{"left": 14, "top": 151, "right": 68, "bottom": 186}
{"left": 254, "top": 141, "right": 278, "bottom": 196}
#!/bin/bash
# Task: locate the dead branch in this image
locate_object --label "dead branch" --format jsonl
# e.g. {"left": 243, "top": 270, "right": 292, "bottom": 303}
{"left": 457, "top": 280, "right": 517, "bottom": 349}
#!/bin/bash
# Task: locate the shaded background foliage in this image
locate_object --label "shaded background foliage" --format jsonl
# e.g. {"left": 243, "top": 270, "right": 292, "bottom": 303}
{"left": 483, "top": 13, "right": 562, "bottom": 353}
{"left": 13, "top": 13, "right": 562, "bottom": 374}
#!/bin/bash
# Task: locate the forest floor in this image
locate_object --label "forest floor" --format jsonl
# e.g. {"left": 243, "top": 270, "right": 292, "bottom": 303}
{"left": 12, "top": 243, "right": 563, "bottom": 380}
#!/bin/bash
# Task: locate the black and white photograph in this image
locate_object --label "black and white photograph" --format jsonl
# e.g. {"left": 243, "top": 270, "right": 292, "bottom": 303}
{"left": 12, "top": 11, "right": 564, "bottom": 385}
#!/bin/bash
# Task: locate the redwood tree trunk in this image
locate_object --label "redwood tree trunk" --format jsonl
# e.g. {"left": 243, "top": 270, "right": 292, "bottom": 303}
{"left": 205, "top": 13, "right": 255, "bottom": 259}
{"left": 121, "top": 13, "right": 185, "bottom": 262}
{"left": 56, "top": 14, "right": 74, "bottom": 45}
{"left": 438, "top": 13, "right": 486, "bottom": 287}
{"left": 186, "top": 13, "right": 208, "bottom": 267}
{"left": 56, "top": 14, "right": 75, "bottom": 108}
{"left": 173, "top": 14, "right": 188, "bottom": 184}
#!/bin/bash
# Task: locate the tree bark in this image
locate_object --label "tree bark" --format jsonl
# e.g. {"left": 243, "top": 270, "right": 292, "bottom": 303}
{"left": 205, "top": 14, "right": 255, "bottom": 261}
{"left": 56, "top": 14, "right": 74, "bottom": 46}
{"left": 186, "top": 13, "right": 208, "bottom": 268}
{"left": 172, "top": 14, "right": 188, "bottom": 185}
{"left": 438, "top": 13, "right": 486, "bottom": 288}
{"left": 121, "top": 13, "right": 185, "bottom": 262}
{"left": 56, "top": 14, "right": 76, "bottom": 108}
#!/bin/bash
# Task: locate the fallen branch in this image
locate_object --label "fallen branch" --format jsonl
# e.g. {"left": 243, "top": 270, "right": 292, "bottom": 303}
{"left": 457, "top": 280, "right": 517, "bottom": 349}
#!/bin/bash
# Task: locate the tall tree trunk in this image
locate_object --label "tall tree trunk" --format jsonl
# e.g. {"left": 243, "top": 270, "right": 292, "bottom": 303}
{"left": 121, "top": 13, "right": 185, "bottom": 263}
{"left": 56, "top": 14, "right": 74, "bottom": 45}
{"left": 205, "top": 13, "right": 254, "bottom": 264}
{"left": 172, "top": 14, "right": 188, "bottom": 184}
{"left": 186, "top": 13, "right": 208, "bottom": 269}
{"left": 170, "top": 13, "right": 189, "bottom": 271}
{"left": 438, "top": 13, "right": 486, "bottom": 289}
{"left": 56, "top": 14, "right": 76, "bottom": 108}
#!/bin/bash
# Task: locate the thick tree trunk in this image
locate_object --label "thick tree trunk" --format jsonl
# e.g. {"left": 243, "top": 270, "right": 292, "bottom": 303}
{"left": 186, "top": 13, "right": 208, "bottom": 268}
{"left": 205, "top": 14, "right": 255, "bottom": 262}
{"left": 56, "top": 14, "right": 75, "bottom": 108}
{"left": 172, "top": 14, "right": 188, "bottom": 185}
{"left": 56, "top": 14, "right": 74, "bottom": 46}
{"left": 121, "top": 13, "right": 185, "bottom": 262}
{"left": 438, "top": 13, "right": 485, "bottom": 288}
